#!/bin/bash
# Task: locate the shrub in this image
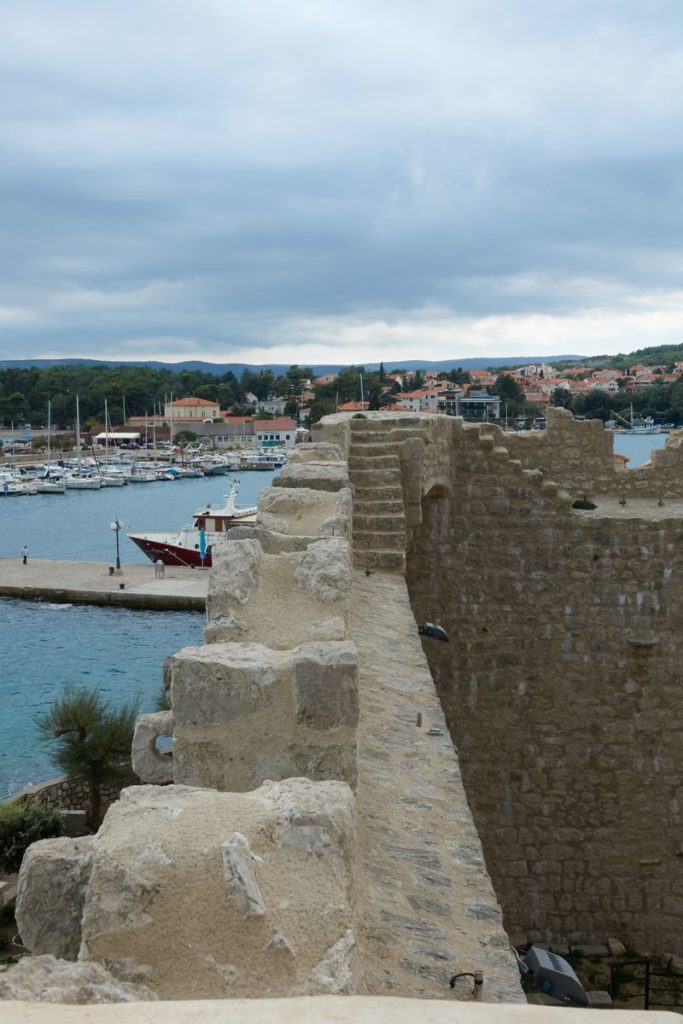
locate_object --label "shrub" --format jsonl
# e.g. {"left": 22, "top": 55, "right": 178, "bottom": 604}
{"left": 0, "top": 800, "right": 63, "bottom": 873}
{"left": 572, "top": 496, "right": 597, "bottom": 510}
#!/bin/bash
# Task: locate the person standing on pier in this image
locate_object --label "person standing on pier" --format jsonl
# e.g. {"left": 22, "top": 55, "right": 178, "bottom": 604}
{"left": 20, "top": 545, "right": 28, "bottom": 565}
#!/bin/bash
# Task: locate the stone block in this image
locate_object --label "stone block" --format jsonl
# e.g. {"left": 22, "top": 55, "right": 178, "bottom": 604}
{"left": 274, "top": 463, "right": 350, "bottom": 491}
{"left": 132, "top": 710, "right": 175, "bottom": 785}
{"left": 0, "top": 954, "right": 158, "bottom": 1003}
{"left": 168, "top": 643, "right": 285, "bottom": 727}
{"left": 38, "top": 780, "right": 357, "bottom": 1000}
{"left": 294, "top": 642, "right": 359, "bottom": 730}
{"left": 16, "top": 836, "right": 95, "bottom": 960}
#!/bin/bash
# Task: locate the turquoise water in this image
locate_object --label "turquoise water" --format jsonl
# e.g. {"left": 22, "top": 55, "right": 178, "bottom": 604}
{"left": 0, "top": 599, "right": 203, "bottom": 798}
{"left": 0, "top": 471, "right": 277, "bottom": 797}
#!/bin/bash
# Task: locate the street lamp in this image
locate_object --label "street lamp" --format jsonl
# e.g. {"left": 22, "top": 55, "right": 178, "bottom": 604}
{"left": 110, "top": 517, "right": 123, "bottom": 571}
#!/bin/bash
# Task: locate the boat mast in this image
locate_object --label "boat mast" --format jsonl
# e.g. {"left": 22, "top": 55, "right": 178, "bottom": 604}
{"left": 47, "top": 401, "right": 51, "bottom": 471}
{"left": 76, "top": 395, "right": 81, "bottom": 471}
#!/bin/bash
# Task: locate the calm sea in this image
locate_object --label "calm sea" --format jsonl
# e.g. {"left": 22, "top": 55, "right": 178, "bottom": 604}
{"left": 0, "top": 470, "right": 276, "bottom": 797}
{"left": 612, "top": 430, "right": 668, "bottom": 468}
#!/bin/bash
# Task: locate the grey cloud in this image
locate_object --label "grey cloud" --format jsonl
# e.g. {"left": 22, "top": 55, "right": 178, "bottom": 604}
{"left": 1, "top": 0, "right": 683, "bottom": 360}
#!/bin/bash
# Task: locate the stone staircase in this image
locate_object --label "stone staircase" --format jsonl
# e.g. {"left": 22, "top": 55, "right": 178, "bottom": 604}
{"left": 348, "top": 421, "right": 409, "bottom": 572}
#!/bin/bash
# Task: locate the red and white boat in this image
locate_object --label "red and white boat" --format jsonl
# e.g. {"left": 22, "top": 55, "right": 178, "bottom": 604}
{"left": 127, "top": 480, "right": 257, "bottom": 568}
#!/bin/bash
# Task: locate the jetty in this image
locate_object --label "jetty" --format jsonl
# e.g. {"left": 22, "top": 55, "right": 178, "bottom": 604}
{"left": 0, "top": 559, "right": 207, "bottom": 611}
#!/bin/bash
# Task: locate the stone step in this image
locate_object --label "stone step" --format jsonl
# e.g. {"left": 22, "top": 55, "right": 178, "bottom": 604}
{"left": 349, "top": 424, "right": 423, "bottom": 440}
{"left": 353, "top": 529, "right": 407, "bottom": 551}
{"left": 356, "top": 487, "right": 403, "bottom": 503}
{"left": 353, "top": 499, "right": 405, "bottom": 515}
{"left": 348, "top": 453, "right": 401, "bottom": 471}
{"left": 352, "top": 549, "right": 406, "bottom": 572}
{"left": 348, "top": 441, "right": 404, "bottom": 456}
{"left": 348, "top": 468, "right": 402, "bottom": 488}
{"left": 353, "top": 513, "right": 406, "bottom": 533}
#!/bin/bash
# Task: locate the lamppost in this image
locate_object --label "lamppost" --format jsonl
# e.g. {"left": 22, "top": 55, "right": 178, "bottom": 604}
{"left": 110, "top": 517, "right": 123, "bottom": 571}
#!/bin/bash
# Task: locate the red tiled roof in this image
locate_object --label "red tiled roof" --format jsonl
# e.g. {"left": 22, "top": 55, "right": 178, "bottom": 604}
{"left": 170, "top": 397, "right": 217, "bottom": 407}
{"left": 253, "top": 417, "right": 297, "bottom": 430}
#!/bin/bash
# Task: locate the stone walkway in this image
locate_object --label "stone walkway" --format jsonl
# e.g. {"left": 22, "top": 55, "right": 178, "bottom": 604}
{"left": 0, "top": 559, "right": 207, "bottom": 610}
{"left": 351, "top": 568, "right": 523, "bottom": 1002}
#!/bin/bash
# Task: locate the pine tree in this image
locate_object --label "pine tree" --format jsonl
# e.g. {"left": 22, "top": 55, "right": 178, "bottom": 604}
{"left": 37, "top": 687, "right": 138, "bottom": 830}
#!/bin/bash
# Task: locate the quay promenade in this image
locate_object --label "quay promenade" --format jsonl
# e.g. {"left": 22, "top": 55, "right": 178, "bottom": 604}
{"left": 0, "top": 559, "right": 207, "bottom": 611}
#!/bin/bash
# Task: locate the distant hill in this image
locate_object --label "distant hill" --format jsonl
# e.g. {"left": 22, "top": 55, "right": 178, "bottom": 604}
{"left": 0, "top": 355, "right": 585, "bottom": 376}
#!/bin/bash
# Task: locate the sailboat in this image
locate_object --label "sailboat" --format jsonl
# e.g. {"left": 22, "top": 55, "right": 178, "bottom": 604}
{"left": 65, "top": 396, "right": 102, "bottom": 489}
{"left": 35, "top": 401, "right": 66, "bottom": 493}
{"left": 99, "top": 399, "right": 127, "bottom": 486}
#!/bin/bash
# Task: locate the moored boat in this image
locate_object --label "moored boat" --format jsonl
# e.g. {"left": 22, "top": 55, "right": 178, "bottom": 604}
{"left": 127, "top": 479, "right": 257, "bottom": 567}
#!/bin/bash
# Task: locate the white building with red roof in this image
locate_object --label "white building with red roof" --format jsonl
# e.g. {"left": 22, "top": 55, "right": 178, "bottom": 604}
{"left": 163, "top": 397, "right": 220, "bottom": 421}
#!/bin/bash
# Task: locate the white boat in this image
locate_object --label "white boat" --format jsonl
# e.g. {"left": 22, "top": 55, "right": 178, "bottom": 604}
{"left": 66, "top": 473, "right": 102, "bottom": 490}
{"left": 128, "top": 480, "right": 257, "bottom": 567}
{"left": 35, "top": 478, "right": 66, "bottom": 494}
{"left": 0, "top": 475, "right": 38, "bottom": 496}
{"left": 239, "top": 450, "right": 287, "bottom": 470}
{"left": 126, "top": 465, "right": 157, "bottom": 483}
{"left": 612, "top": 405, "right": 662, "bottom": 434}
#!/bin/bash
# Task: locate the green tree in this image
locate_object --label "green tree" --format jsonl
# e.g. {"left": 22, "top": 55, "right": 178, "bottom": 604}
{"left": 491, "top": 373, "right": 526, "bottom": 415}
{"left": 37, "top": 687, "right": 139, "bottom": 831}
{"left": 175, "top": 429, "right": 199, "bottom": 444}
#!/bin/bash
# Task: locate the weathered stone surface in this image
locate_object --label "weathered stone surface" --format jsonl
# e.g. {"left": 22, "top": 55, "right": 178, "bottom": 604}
{"left": 294, "top": 642, "right": 359, "bottom": 730}
{"left": 303, "top": 930, "right": 357, "bottom": 994}
{"left": 131, "top": 711, "right": 175, "bottom": 785}
{"left": 168, "top": 641, "right": 358, "bottom": 791}
{"left": 222, "top": 832, "right": 266, "bottom": 919}
{"left": 286, "top": 443, "right": 344, "bottom": 464}
{"left": 16, "top": 837, "right": 95, "bottom": 960}
{"left": 274, "top": 463, "right": 350, "bottom": 492}
{"left": 607, "top": 937, "right": 626, "bottom": 957}
{"left": 209, "top": 540, "right": 261, "bottom": 607}
{"left": 0, "top": 955, "right": 158, "bottom": 1003}
{"left": 294, "top": 539, "right": 351, "bottom": 603}
{"left": 25, "top": 780, "right": 356, "bottom": 1000}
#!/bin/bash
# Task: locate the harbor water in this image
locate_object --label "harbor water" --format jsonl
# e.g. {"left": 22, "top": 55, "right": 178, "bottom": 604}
{"left": 0, "top": 470, "right": 276, "bottom": 798}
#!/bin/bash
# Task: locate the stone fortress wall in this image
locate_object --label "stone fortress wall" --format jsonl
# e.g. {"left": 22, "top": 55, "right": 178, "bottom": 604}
{"left": 9, "top": 433, "right": 522, "bottom": 1007}
{"left": 318, "top": 408, "right": 683, "bottom": 958}
{"left": 8, "top": 407, "right": 683, "bottom": 1015}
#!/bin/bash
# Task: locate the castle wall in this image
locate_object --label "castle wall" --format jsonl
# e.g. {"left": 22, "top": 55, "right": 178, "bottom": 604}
{"left": 403, "top": 415, "right": 683, "bottom": 955}
{"left": 503, "top": 407, "right": 683, "bottom": 499}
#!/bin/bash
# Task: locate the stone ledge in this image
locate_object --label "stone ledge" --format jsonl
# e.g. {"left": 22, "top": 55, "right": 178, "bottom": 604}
{"left": 0, "top": 995, "right": 671, "bottom": 1021}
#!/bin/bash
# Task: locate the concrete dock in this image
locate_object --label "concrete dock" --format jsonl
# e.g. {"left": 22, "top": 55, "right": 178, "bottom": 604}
{"left": 0, "top": 559, "right": 208, "bottom": 611}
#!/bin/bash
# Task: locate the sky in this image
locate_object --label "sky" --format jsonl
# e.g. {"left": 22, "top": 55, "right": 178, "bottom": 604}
{"left": 2, "top": 0, "right": 683, "bottom": 367}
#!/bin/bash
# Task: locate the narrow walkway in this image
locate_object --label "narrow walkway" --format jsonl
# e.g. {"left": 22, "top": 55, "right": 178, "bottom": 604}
{"left": 351, "top": 568, "right": 522, "bottom": 1002}
{"left": 0, "top": 559, "right": 207, "bottom": 611}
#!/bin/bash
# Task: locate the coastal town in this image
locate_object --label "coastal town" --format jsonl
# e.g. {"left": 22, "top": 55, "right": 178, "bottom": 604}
{"left": 3, "top": 351, "right": 683, "bottom": 459}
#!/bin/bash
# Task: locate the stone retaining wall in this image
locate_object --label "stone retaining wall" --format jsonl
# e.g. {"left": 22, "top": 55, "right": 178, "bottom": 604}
{"left": 11, "top": 776, "right": 120, "bottom": 815}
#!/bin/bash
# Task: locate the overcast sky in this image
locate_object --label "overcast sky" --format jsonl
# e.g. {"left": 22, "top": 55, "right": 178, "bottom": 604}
{"left": 2, "top": 1, "right": 683, "bottom": 366}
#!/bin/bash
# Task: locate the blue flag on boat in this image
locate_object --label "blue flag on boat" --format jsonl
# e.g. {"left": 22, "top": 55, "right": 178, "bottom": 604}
{"left": 199, "top": 528, "right": 207, "bottom": 562}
